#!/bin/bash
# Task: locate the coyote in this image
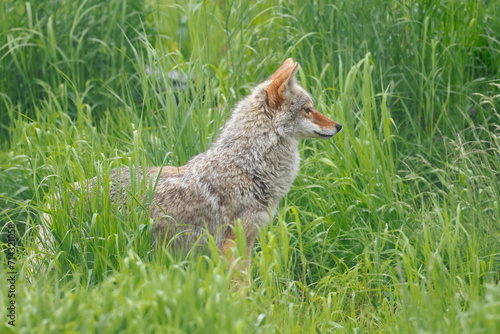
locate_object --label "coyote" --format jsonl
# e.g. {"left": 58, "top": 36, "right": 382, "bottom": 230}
{"left": 36, "top": 58, "right": 342, "bottom": 277}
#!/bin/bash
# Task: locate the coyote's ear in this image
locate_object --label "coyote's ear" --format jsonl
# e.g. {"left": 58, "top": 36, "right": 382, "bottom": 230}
{"left": 269, "top": 58, "right": 295, "bottom": 80}
{"left": 267, "top": 59, "right": 299, "bottom": 110}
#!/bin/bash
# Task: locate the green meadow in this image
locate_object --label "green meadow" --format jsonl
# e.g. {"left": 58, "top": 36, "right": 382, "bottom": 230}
{"left": 1, "top": 0, "right": 499, "bottom": 332}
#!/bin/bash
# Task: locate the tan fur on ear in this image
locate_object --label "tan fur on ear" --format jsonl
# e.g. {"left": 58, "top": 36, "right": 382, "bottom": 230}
{"left": 269, "top": 58, "right": 295, "bottom": 80}
{"left": 267, "top": 60, "right": 299, "bottom": 110}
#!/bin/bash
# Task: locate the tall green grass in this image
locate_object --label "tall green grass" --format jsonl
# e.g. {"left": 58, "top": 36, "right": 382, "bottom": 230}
{"left": 1, "top": 0, "right": 499, "bottom": 332}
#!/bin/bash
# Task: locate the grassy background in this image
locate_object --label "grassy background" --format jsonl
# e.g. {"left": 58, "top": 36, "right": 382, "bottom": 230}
{"left": 1, "top": 0, "right": 499, "bottom": 332}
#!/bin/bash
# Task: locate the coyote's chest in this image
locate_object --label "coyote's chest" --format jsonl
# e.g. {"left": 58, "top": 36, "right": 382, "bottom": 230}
{"left": 267, "top": 144, "right": 300, "bottom": 204}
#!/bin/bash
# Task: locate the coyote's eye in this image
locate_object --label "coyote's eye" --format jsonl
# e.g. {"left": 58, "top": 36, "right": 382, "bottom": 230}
{"left": 304, "top": 108, "right": 312, "bottom": 114}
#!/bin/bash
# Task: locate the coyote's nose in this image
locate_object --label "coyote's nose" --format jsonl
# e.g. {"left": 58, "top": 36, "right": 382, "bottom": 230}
{"left": 335, "top": 124, "right": 343, "bottom": 132}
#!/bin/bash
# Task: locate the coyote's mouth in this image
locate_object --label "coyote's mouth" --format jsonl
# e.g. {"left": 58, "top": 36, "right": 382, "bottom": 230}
{"left": 314, "top": 131, "right": 334, "bottom": 138}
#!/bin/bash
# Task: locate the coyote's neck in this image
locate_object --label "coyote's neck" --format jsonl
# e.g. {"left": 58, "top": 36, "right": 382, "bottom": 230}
{"left": 206, "top": 108, "right": 301, "bottom": 206}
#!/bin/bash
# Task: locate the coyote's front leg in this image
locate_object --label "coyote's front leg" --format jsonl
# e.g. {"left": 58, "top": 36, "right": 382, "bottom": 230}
{"left": 219, "top": 211, "right": 267, "bottom": 287}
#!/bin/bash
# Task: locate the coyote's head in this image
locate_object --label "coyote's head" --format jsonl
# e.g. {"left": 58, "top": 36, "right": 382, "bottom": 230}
{"left": 265, "top": 58, "right": 342, "bottom": 140}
